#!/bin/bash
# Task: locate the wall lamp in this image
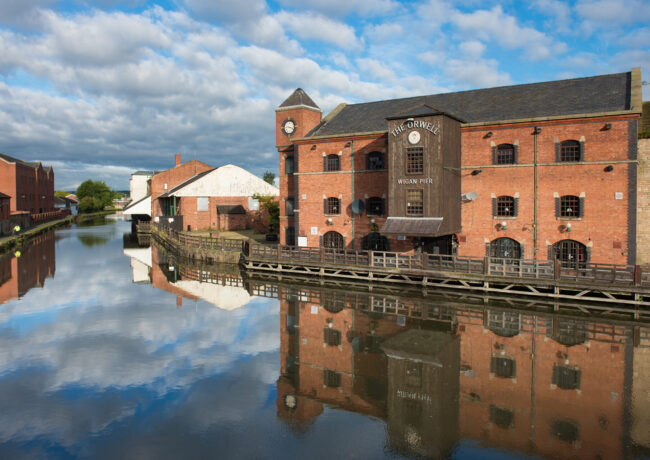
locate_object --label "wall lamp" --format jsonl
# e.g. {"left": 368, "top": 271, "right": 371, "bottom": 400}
{"left": 311, "top": 144, "right": 317, "bottom": 150}
{"left": 471, "top": 169, "right": 483, "bottom": 175}
{"left": 345, "top": 142, "right": 351, "bottom": 147}
{"left": 603, "top": 123, "right": 612, "bottom": 131}
{"left": 499, "top": 221, "right": 507, "bottom": 230}
{"left": 327, "top": 218, "right": 333, "bottom": 225}
{"left": 566, "top": 223, "right": 572, "bottom": 232}
{"left": 604, "top": 165, "right": 614, "bottom": 172}
{"left": 484, "top": 131, "right": 493, "bottom": 138}
{"left": 533, "top": 127, "right": 542, "bottom": 134}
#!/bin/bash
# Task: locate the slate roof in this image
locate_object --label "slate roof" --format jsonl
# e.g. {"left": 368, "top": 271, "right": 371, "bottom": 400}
{"left": 306, "top": 71, "right": 632, "bottom": 138}
{"left": 0, "top": 192, "right": 10, "bottom": 199}
{"left": 158, "top": 169, "right": 215, "bottom": 198}
{"left": 279, "top": 88, "right": 320, "bottom": 110}
{"left": 0, "top": 153, "right": 53, "bottom": 172}
{"left": 132, "top": 170, "right": 157, "bottom": 175}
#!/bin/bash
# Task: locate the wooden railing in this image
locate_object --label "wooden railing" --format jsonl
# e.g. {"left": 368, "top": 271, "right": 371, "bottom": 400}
{"left": 155, "top": 224, "right": 244, "bottom": 252}
{"left": 136, "top": 222, "right": 151, "bottom": 233}
{"left": 248, "top": 244, "right": 650, "bottom": 288}
{"left": 31, "top": 209, "right": 69, "bottom": 224}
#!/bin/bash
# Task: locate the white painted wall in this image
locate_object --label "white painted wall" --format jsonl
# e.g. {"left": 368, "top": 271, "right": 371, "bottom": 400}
{"left": 172, "top": 164, "right": 279, "bottom": 197}
{"left": 130, "top": 174, "right": 152, "bottom": 202}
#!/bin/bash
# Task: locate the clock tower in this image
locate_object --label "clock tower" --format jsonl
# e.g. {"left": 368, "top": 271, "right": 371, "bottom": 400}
{"left": 275, "top": 88, "right": 322, "bottom": 147}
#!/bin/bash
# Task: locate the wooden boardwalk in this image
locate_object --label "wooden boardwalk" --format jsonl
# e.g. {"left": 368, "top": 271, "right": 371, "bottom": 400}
{"left": 143, "top": 223, "right": 650, "bottom": 312}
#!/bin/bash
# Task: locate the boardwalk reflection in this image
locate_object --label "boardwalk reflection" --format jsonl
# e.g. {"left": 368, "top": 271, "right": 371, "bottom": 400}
{"left": 0, "top": 232, "right": 55, "bottom": 305}
{"left": 269, "top": 282, "right": 649, "bottom": 459}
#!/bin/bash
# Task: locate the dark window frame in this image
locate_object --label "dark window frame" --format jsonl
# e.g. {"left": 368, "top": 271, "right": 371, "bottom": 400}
{"left": 495, "top": 196, "right": 516, "bottom": 217}
{"left": 322, "top": 231, "right": 344, "bottom": 249}
{"left": 323, "top": 369, "right": 342, "bottom": 387}
{"left": 366, "top": 197, "right": 384, "bottom": 216}
{"left": 325, "top": 197, "right": 340, "bottom": 215}
{"left": 559, "top": 195, "right": 581, "bottom": 218}
{"left": 325, "top": 154, "right": 340, "bottom": 172}
{"left": 285, "top": 197, "right": 294, "bottom": 216}
{"left": 323, "top": 328, "right": 342, "bottom": 346}
{"left": 552, "top": 364, "right": 581, "bottom": 390}
{"left": 285, "top": 155, "right": 294, "bottom": 174}
{"left": 406, "top": 189, "right": 423, "bottom": 216}
{"left": 491, "top": 356, "right": 516, "bottom": 378}
{"left": 494, "top": 144, "right": 517, "bottom": 165}
{"left": 366, "top": 151, "right": 384, "bottom": 170}
{"left": 361, "top": 232, "right": 389, "bottom": 251}
{"left": 559, "top": 140, "right": 582, "bottom": 162}
{"left": 406, "top": 147, "right": 424, "bottom": 174}
{"left": 489, "top": 237, "right": 522, "bottom": 259}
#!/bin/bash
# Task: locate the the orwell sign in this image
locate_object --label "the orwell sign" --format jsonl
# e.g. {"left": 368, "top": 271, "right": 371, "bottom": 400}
{"left": 391, "top": 120, "right": 440, "bottom": 138}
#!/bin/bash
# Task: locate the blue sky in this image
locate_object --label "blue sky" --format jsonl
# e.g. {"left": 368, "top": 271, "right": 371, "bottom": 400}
{"left": 0, "top": 0, "right": 648, "bottom": 190}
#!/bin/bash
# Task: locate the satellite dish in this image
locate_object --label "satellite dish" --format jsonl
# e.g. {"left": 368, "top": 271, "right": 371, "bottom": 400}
{"left": 462, "top": 192, "right": 478, "bottom": 201}
{"left": 351, "top": 199, "right": 365, "bottom": 215}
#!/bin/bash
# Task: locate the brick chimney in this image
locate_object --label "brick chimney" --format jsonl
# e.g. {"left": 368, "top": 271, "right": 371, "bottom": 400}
{"left": 175, "top": 154, "right": 181, "bottom": 166}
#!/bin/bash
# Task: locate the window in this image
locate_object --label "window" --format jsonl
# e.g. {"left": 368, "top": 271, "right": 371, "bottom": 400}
{"left": 494, "top": 144, "right": 516, "bottom": 165}
{"left": 551, "top": 420, "right": 579, "bottom": 443}
{"left": 487, "top": 311, "right": 521, "bottom": 337}
{"left": 323, "top": 370, "right": 341, "bottom": 387}
{"left": 325, "top": 197, "right": 340, "bottom": 215}
{"left": 285, "top": 155, "right": 294, "bottom": 174}
{"left": 494, "top": 196, "right": 516, "bottom": 217}
{"left": 559, "top": 140, "right": 581, "bottom": 162}
{"left": 325, "top": 154, "right": 340, "bottom": 172}
{"left": 406, "top": 147, "right": 424, "bottom": 174}
{"left": 489, "top": 238, "right": 521, "bottom": 259}
{"left": 406, "top": 189, "right": 423, "bottom": 216}
{"left": 367, "top": 151, "right": 384, "bottom": 170}
{"left": 490, "top": 405, "right": 514, "bottom": 429}
{"left": 552, "top": 239, "right": 588, "bottom": 267}
{"left": 552, "top": 365, "right": 581, "bottom": 390}
{"left": 285, "top": 226, "right": 296, "bottom": 246}
{"left": 491, "top": 356, "right": 516, "bottom": 378}
{"left": 197, "top": 197, "right": 208, "bottom": 211}
{"left": 286, "top": 197, "right": 294, "bottom": 216}
{"left": 322, "top": 231, "right": 344, "bottom": 249}
{"left": 366, "top": 197, "right": 384, "bottom": 216}
{"left": 558, "top": 195, "right": 582, "bottom": 218}
{"left": 323, "top": 328, "right": 341, "bottom": 346}
{"left": 362, "top": 232, "right": 390, "bottom": 251}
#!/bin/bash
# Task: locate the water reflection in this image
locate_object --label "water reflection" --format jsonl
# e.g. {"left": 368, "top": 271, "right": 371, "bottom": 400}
{"left": 0, "top": 221, "right": 647, "bottom": 459}
{"left": 0, "top": 231, "right": 55, "bottom": 305}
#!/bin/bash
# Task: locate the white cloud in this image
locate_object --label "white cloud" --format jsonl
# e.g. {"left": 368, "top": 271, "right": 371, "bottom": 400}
{"left": 444, "top": 58, "right": 512, "bottom": 88}
{"left": 274, "top": 0, "right": 399, "bottom": 17}
{"left": 356, "top": 58, "right": 397, "bottom": 82}
{"left": 575, "top": 0, "right": 650, "bottom": 26}
{"left": 459, "top": 40, "right": 486, "bottom": 59}
{"left": 276, "top": 11, "right": 362, "bottom": 50}
{"left": 363, "top": 23, "right": 403, "bottom": 43}
{"left": 530, "top": 0, "right": 572, "bottom": 33}
{"left": 451, "top": 5, "right": 566, "bottom": 60}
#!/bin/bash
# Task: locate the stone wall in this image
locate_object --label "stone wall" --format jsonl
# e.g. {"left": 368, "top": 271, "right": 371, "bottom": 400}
{"left": 637, "top": 138, "right": 650, "bottom": 265}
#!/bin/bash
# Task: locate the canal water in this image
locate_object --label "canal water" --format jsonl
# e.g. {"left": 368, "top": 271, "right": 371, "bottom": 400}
{"left": 0, "top": 217, "right": 648, "bottom": 459}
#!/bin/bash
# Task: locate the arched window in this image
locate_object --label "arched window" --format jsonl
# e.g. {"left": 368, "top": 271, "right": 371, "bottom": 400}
{"left": 487, "top": 310, "right": 521, "bottom": 337}
{"left": 366, "top": 197, "right": 384, "bottom": 216}
{"left": 490, "top": 238, "right": 521, "bottom": 259}
{"left": 366, "top": 151, "right": 384, "bottom": 170}
{"left": 557, "top": 195, "right": 582, "bottom": 218}
{"left": 494, "top": 196, "right": 516, "bottom": 217}
{"left": 362, "top": 232, "right": 389, "bottom": 251}
{"left": 553, "top": 239, "right": 588, "bottom": 268}
{"left": 494, "top": 144, "right": 516, "bottom": 164}
{"left": 546, "top": 318, "right": 588, "bottom": 347}
{"left": 324, "top": 197, "right": 340, "bottom": 215}
{"left": 322, "top": 231, "right": 344, "bottom": 249}
{"left": 559, "top": 140, "right": 582, "bottom": 162}
{"left": 285, "top": 155, "right": 294, "bottom": 174}
{"left": 325, "top": 154, "right": 340, "bottom": 171}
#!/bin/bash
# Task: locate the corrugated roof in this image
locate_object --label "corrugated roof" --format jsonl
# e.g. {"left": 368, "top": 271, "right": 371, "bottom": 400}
{"left": 279, "top": 88, "right": 320, "bottom": 110}
{"left": 307, "top": 71, "right": 632, "bottom": 137}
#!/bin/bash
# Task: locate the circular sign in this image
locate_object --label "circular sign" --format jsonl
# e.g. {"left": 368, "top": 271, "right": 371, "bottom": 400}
{"left": 408, "top": 130, "right": 420, "bottom": 144}
{"left": 350, "top": 199, "right": 365, "bottom": 215}
{"left": 282, "top": 118, "right": 296, "bottom": 136}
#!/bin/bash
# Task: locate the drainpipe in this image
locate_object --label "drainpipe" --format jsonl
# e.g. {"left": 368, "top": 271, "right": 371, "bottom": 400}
{"left": 350, "top": 140, "right": 354, "bottom": 249}
{"left": 533, "top": 128, "right": 539, "bottom": 260}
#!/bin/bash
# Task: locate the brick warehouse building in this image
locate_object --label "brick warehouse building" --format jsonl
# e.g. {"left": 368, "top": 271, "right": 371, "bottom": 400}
{"left": 276, "top": 68, "right": 644, "bottom": 265}
{"left": 0, "top": 153, "right": 55, "bottom": 215}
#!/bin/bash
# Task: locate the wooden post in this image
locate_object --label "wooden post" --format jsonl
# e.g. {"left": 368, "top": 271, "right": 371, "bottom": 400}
{"left": 554, "top": 258, "right": 561, "bottom": 281}
{"left": 277, "top": 245, "right": 282, "bottom": 260}
{"left": 634, "top": 265, "right": 642, "bottom": 286}
{"left": 483, "top": 257, "right": 489, "bottom": 275}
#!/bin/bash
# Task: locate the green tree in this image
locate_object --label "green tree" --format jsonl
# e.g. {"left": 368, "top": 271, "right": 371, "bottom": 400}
{"left": 263, "top": 171, "right": 276, "bottom": 185}
{"left": 55, "top": 190, "right": 70, "bottom": 197}
{"left": 253, "top": 194, "right": 279, "bottom": 233}
{"left": 76, "top": 180, "right": 115, "bottom": 211}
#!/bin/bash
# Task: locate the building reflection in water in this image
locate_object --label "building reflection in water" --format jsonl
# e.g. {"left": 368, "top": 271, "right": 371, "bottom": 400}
{"left": 271, "top": 282, "right": 650, "bottom": 460}
{"left": 0, "top": 231, "right": 56, "bottom": 305}
{"left": 122, "top": 235, "right": 649, "bottom": 459}
{"left": 123, "top": 233, "right": 254, "bottom": 310}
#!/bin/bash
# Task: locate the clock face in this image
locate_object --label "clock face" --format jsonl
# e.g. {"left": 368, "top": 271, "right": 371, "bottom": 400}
{"left": 282, "top": 119, "right": 296, "bottom": 135}
{"left": 408, "top": 130, "right": 421, "bottom": 145}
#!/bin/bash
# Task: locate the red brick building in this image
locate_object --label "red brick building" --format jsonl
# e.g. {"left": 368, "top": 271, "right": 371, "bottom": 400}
{"left": 0, "top": 153, "right": 55, "bottom": 215}
{"left": 151, "top": 156, "right": 279, "bottom": 232}
{"left": 277, "top": 69, "right": 644, "bottom": 265}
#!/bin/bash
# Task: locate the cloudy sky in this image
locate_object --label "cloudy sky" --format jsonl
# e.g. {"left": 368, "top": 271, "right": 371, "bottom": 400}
{"left": 0, "top": 0, "right": 648, "bottom": 190}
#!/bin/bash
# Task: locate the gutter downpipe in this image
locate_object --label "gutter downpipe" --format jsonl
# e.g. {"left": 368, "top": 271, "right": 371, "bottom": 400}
{"left": 534, "top": 128, "right": 538, "bottom": 261}
{"left": 350, "top": 140, "right": 354, "bottom": 249}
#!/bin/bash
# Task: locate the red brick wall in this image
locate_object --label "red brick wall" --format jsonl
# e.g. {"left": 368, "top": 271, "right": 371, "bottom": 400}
{"left": 177, "top": 195, "right": 267, "bottom": 232}
{"left": 150, "top": 160, "right": 213, "bottom": 219}
{"left": 278, "top": 112, "right": 636, "bottom": 261}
